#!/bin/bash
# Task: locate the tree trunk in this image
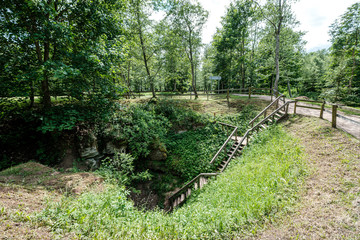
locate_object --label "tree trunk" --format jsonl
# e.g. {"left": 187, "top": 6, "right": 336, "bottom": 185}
{"left": 274, "top": 30, "right": 280, "bottom": 96}
{"left": 350, "top": 29, "right": 358, "bottom": 90}
{"left": 189, "top": 44, "right": 198, "bottom": 99}
{"left": 127, "top": 61, "right": 132, "bottom": 98}
{"left": 42, "top": 38, "right": 51, "bottom": 108}
{"left": 29, "top": 80, "right": 34, "bottom": 109}
{"left": 241, "top": 34, "right": 246, "bottom": 89}
{"left": 136, "top": 6, "right": 156, "bottom": 98}
{"left": 273, "top": 0, "right": 283, "bottom": 96}
{"left": 190, "top": 62, "right": 198, "bottom": 99}
{"left": 287, "top": 79, "right": 292, "bottom": 97}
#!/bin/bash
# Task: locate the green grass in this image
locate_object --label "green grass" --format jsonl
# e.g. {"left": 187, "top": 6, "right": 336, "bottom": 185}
{"left": 339, "top": 107, "right": 360, "bottom": 116}
{"left": 37, "top": 125, "right": 307, "bottom": 239}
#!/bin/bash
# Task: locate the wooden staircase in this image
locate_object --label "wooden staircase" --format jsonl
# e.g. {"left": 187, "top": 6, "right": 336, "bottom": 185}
{"left": 217, "top": 138, "right": 246, "bottom": 172}
{"left": 167, "top": 94, "right": 294, "bottom": 211}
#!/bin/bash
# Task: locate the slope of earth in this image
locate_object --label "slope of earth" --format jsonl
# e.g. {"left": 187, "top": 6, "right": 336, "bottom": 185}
{"left": 250, "top": 115, "right": 360, "bottom": 239}
{"left": 0, "top": 162, "right": 103, "bottom": 239}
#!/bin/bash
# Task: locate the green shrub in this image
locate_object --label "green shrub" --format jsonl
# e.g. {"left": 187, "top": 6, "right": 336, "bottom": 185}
{"left": 97, "top": 152, "right": 152, "bottom": 186}
{"left": 107, "top": 104, "right": 171, "bottom": 159}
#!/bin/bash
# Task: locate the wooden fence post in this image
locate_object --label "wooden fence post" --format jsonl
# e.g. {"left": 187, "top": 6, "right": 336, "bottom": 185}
{"left": 227, "top": 89, "right": 230, "bottom": 108}
{"left": 332, "top": 105, "right": 338, "bottom": 128}
{"left": 248, "top": 87, "right": 252, "bottom": 99}
{"left": 286, "top": 103, "right": 289, "bottom": 114}
{"left": 294, "top": 101, "right": 297, "bottom": 114}
{"left": 320, "top": 101, "right": 325, "bottom": 119}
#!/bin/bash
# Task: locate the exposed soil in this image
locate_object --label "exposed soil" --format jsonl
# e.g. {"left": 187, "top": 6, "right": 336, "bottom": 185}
{"left": 0, "top": 162, "right": 104, "bottom": 239}
{"left": 249, "top": 115, "right": 360, "bottom": 239}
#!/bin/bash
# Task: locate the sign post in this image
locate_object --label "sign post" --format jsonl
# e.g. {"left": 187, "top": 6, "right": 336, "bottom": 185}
{"left": 209, "top": 76, "right": 221, "bottom": 93}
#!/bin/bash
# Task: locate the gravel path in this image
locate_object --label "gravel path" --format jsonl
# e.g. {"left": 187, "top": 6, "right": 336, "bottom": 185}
{"left": 234, "top": 94, "right": 360, "bottom": 140}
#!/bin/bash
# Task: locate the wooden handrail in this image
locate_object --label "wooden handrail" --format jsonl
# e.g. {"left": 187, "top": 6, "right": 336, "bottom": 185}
{"left": 168, "top": 97, "right": 294, "bottom": 211}
{"left": 295, "top": 99, "right": 324, "bottom": 103}
{"left": 252, "top": 101, "right": 295, "bottom": 130}
{"left": 217, "top": 122, "right": 237, "bottom": 128}
{"left": 168, "top": 122, "right": 237, "bottom": 205}
{"left": 209, "top": 127, "right": 238, "bottom": 164}
{"left": 249, "top": 95, "right": 284, "bottom": 126}
{"left": 225, "top": 100, "right": 294, "bottom": 171}
{"left": 168, "top": 173, "right": 219, "bottom": 202}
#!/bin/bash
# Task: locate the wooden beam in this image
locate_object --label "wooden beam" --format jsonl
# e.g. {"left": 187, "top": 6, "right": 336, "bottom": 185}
{"left": 295, "top": 105, "right": 322, "bottom": 110}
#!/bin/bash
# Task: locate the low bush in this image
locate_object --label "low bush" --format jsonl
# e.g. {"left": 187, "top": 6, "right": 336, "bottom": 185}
{"left": 96, "top": 152, "right": 152, "bottom": 187}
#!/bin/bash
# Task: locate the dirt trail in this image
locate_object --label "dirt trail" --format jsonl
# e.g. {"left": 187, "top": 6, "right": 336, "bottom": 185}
{"left": 250, "top": 116, "right": 360, "bottom": 239}
{"left": 234, "top": 94, "right": 360, "bottom": 139}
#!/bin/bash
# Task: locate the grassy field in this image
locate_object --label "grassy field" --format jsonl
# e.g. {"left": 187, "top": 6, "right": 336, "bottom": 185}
{"left": 33, "top": 126, "right": 306, "bottom": 239}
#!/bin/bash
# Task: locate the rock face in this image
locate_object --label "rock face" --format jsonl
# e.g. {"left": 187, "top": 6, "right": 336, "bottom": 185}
{"left": 80, "top": 147, "right": 99, "bottom": 159}
{"left": 149, "top": 149, "right": 167, "bottom": 162}
{"left": 77, "top": 130, "right": 102, "bottom": 170}
{"left": 147, "top": 145, "right": 168, "bottom": 172}
{"left": 104, "top": 142, "right": 127, "bottom": 155}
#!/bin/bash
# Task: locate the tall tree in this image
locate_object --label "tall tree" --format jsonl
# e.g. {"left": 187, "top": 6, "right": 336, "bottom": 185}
{"left": 168, "top": 0, "right": 208, "bottom": 99}
{"left": 213, "top": 0, "right": 256, "bottom": 89}
{"left": 254, "top": 0, "right": 298, "bottom": 95}
{"left": 329, "top": 3, "right": 360, "bottom": 91}
{"left": 1, "top": 0, "right": 127, "bottom": 107}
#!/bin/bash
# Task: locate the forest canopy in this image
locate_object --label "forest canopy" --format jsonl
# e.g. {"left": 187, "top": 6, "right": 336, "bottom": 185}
{"left": 0, "top": 0, "right": 359, "bottom": 108}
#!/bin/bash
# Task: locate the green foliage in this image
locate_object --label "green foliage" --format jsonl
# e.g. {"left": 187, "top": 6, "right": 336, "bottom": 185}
{"left": 212, "top": 0, "right": 256, "bottom": 89}
{"left": 0, "top": 0, "right": 128, "bottom": 106}
{"left": 153, "top": 99, "right": 205, "bottom": 130}
{"left": 37, "top": 125, "right": 307, "bottom": 239}
{"left": 215, "top": 105, "right": 257, "bottom": 133}
{"left": 97, "top": 152, "right": 152, "bottom": 186}
{"left": 106, "top": 99, "right": 207, "bottom": 160}
{"left": 324, "top": 2, "right": 360, "bottom": 104}
{"left": 165, "top": 125, "right": 226, "bottom": 181}
{"left": 108, "top": 104, "right": 171, "bottom": 159}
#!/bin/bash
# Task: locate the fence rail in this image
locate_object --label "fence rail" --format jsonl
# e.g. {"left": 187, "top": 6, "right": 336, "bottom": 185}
{"left": 167, "top": 96, "right": 292, "bottom": 211}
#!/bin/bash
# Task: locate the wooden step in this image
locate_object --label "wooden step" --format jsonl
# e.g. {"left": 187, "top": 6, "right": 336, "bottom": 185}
{"left": 274, "top": 113, "right": 282, "bottom": 119}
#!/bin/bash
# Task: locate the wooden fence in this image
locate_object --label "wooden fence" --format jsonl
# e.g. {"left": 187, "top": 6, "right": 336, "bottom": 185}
{"left": 293, "top": 99, "right": 340, "bottom": 128}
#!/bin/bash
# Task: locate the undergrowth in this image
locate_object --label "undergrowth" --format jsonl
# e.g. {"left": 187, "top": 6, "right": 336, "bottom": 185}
{"left": 37, "top": 125, "right": 307, "bottom": 239}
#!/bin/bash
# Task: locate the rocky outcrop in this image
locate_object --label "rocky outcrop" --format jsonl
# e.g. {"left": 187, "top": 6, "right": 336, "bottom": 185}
{"left": 146, "top": 143, "right": 168, "bottom": 172}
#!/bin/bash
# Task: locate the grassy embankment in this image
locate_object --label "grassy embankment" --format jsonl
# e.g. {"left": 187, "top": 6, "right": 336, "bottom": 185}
{"left": 35, "top": 126, "right": 307, "bottom": 239}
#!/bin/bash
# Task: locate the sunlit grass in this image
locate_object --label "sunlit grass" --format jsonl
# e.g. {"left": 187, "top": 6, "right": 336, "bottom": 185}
{"left": 37, "top": 125, "right": 307, "bottom": 239}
